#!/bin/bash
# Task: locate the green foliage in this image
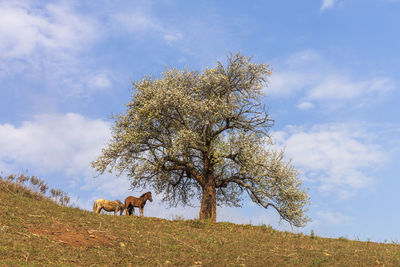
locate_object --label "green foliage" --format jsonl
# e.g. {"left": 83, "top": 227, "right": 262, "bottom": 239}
{"left": 92, "top": 52, "right": 310, "bottom": 226}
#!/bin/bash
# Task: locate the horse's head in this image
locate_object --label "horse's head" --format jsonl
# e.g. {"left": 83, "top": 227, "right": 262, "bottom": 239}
{"left": 117, "top": 200, "right": 125, "bottom": 215}
{"left": 147, "top": 192, "right": 153, "bottom": 202}
{"left": 116, "top": 200, "right": 125, "bottom": 210}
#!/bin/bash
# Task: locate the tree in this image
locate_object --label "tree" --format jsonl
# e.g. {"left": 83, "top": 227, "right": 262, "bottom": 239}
{"left": 92, "top": 53, "right": 310, "bottom": 227}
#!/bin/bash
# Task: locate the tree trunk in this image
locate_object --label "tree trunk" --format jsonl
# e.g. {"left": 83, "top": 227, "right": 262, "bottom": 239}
{"left": 199, "top": 182, "right": 217, "bottom": 222}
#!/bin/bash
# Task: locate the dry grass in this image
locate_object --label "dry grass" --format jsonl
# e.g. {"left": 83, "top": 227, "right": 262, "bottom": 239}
{"left": 1, "top": 178, "right": 400, "bottom": 266}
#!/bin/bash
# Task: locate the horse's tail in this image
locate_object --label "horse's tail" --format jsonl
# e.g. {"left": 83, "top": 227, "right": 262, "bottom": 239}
{"left": 93, "top": 201, "right": 97, "bottom": 213}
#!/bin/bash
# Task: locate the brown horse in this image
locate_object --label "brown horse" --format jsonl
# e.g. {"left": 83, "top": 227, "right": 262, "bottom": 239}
{"left": 124, "top": 192, "right": 153, "bottom": 216}
{"left": 93, "top": 199, "right": 125, "bottom": 215}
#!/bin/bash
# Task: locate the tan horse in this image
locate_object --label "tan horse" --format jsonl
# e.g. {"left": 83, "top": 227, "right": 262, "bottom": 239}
{"left": 124, "top": 192, "right": 153, "bottom": 216}
{"left": 93, "top": 199, "right": 125, "bottom": 215}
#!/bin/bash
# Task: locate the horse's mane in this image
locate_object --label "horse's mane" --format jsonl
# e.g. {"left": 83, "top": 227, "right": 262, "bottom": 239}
{"left": 140, "top": 192, "right": 150, "bottom": 198}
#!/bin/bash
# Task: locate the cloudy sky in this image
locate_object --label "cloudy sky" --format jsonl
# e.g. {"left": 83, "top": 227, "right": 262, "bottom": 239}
{"left": 1, "top": 0, "right": 400, "bottom": 241}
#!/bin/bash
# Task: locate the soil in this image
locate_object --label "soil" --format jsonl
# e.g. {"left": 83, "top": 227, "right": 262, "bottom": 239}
{"left": 29, "top": 223, "right": 116, "bottom": 247}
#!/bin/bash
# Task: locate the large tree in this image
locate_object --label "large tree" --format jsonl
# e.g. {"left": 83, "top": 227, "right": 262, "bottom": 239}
{"left": 92, "top": 53, "right": 310, "bottom": 227}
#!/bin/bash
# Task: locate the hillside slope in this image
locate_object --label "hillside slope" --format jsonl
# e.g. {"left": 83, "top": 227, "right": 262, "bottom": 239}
{"left": 0, "top": 178, "right": 399, "bottom": 266}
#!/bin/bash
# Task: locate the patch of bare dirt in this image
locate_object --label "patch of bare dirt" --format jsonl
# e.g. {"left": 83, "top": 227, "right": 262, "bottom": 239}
{"left": 29, "top": 223, "right": 116, "bottom": 247}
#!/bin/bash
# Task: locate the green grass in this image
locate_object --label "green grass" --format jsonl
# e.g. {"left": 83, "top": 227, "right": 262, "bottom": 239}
{"left": 1, "top": 178, "right": 399, "bottom": 266}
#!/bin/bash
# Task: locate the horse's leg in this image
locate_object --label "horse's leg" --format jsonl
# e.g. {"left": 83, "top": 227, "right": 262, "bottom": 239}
{"left": 115, "top": 206, "right": 121, "bottom": 216}
{"left": 95, "top": 203, "right": 101, "bottom": 214}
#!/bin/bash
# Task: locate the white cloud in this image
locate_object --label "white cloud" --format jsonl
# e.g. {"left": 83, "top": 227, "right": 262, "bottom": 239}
{"left": 0, "top": 1, "right": 98, "bottom": 59}
{"left": 111, "top": 7, "right": 183, "bottom": 44}
{"left": 273, "top": 123, "right": 386, "bottom": 198}
{"left": 0, "top": 1, "right": 115, "bottom": 99}
{"left": 316, "top": 210, "right": 354, "bottom": 225}
{"left": 268, "top": 71, "right": 316, "bottom": 97}
{"left": 87, "top": 72, "right": 113, "bottom": 90}
{"left": 111, "top": 9, "right": 161, "bottom": 34}
{"left": 297, "top": 101, "right": 315, "bottom": 110}
{"left": 320, "top": 0, "right": 337, "bottom": 12}
{"left": 163, "top": 32, "right": 183, "bottom": 42}
{"left": 0, "top": 113, "right": 110, "bottom": 176}
{"left": 307, "top": 76, "right": 393, "bottom": 101}
{"left": 285, "top": 50, "right": 322, "bottom": 66}
{"left": 266, "top": 50, "right": 394, "bottom": 109}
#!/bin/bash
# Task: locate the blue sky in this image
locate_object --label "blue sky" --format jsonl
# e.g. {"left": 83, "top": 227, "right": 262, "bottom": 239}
{"left": 1, "top": 0, "right": 400, "bottom": 242}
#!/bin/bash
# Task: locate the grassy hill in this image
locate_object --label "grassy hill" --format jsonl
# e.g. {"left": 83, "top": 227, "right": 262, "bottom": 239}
{"left": 1, "top": 178, "right": 400, "bottom": 266}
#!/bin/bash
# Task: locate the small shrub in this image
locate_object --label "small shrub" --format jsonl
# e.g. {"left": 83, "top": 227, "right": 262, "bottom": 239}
{"left": 242, "top": 224, "right": 253, "bottom": 230}
{"left": 50, "top": 188, "right": 70, "bottom": 206}
{"left": 259, "top": 224, "right": 273, "bottom": 232}
{"left": 172, "top": 215, "right": 185, "bottom": 221}
{"left": 61, "top": 195, "right": 71, "bottom": 206}
{"left": 6, "top": 174, "right": 16, "bottom": 182}
{"left": 310, "top": 230, "right": 316, "bottom": 239}
{"left": 30, "top": 176, "right": 40, "bottom": 187}
{"left": 17, "top": 174, "right": 29, "bottom": 184}
{"left": 190, "top": 219, "right": 205, "bottom": 229}
{"left": 39, "top": 181, "right": 49, "bottom": 195}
